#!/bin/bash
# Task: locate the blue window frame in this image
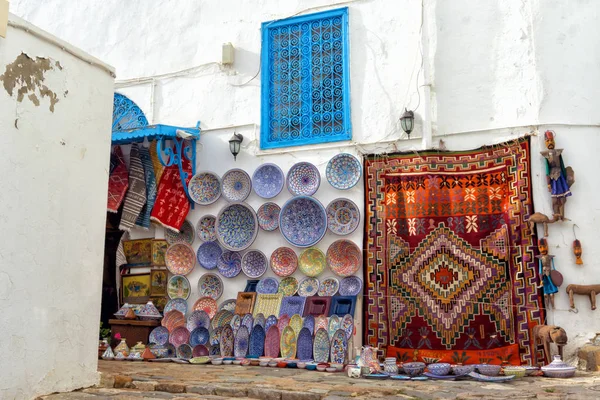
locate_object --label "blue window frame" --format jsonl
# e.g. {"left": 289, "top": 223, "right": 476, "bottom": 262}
{"left": 260, "top": 7, "right": 351, "bottom": 149}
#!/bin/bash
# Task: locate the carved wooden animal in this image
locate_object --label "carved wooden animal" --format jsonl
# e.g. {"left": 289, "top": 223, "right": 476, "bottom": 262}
{"left": 532, "top": 325, "right": 567, "bottom": 365}
{"left": 527, "top": 213, "right": 558, "bottom": 237}
{"left": 566, "top": 284, "right": 600, "bottom": 310}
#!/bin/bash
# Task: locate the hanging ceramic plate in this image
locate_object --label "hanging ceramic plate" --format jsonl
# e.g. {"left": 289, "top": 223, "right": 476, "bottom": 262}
{"left": 257, "top": 277, "right": 279, "bottom": 294}
{"left": 166, "top": 243, "right": 196, "bottom": 275}
{"left": 289, "top": 314, "right": 303, "bottom": 335}
{"left": 327, "top": 240, "right": 362, "bottom": 277}
{"left": 219, "top": 299, "right": 237, "bottom": 313}
{"left": 298, "top": 248, "right": 327, "bottom": 277}
{"left": 313, "top": 328, "right": 330, "bottom": 363}
{"left": 298, "top": 277, "right": 320, "bottom": 297}
{"left": 241, "top": 250, "right": 268, "bottom": 278}
{"left": 219, "top": 325, "right": 234, "bottom": 357}
{"left": 221, "top": 168, "right": 252, "bottom": 202}
{"left": 270, "top": 247, "right": 298, "bottom": 277}
{"left": 339, "top": 276, "right": 363, "bottom": 297}
{"left": 215, "top": 202, "right": 258, "bottom": 251}
{"left": 165, "top": 220, "right": 195, "bottom": 245}
{"left": 189, "top": 327, "right": 210, "bottom": 347}
{"left": 169, "top": 326, "right": 190, "bottom": 347}
{"left": 326, "top": 198, "right": 360, "bottom": 236}
{"left": 167, "top": 275, "right": 191, "bottom": 300}
{"left": 257, "top": 202, "right": 281, "bottom": 231}
{"left": 249, "top": 325, "right": 266, "bottom": 357}
{"left": 165, "top": 298, "right": 188, "bottom": 316}
{"left": 326, "top": 153, "right": 361, "bottom": 190}
{"left": 315, "top": 315, "right": 328, "bottom": 333}
{"left": 217, "top": 251, "right": 242, "bottom": 278}
{"left": 279, "top": 196, "right": 327, "bottom": 248}
{"left": 330, "top": 329, "right": 348, "bottom": 364}
{"left": 253, "top": 293, "right": 283, "bottom": 318}
{"left": 193, "top": 296, "right": 218, "bottom": 319}
{"left": 210, "top": 327, "right": 222, "bottom": 346}
{"left": 197, "top": 273, "right": 224, "bottom": 300}
{"left": 234, "top": 325, "right": 250, "bottom": 358}
{"left": 265, "top": 325, "right": 280, "bottom": 358}
{"left": 278, "top": 276, "right": 299, "bottom": 297}
{"left": 189, "top": 171, "right": 221, "bottom": 205}
{"left": 341, "top": 314, "right": 354, "bottom": 340}
{"left": 253, "top": 163, "right": 285, "bottom": 199}
{"left": 187, "top": 310, "right": 211, "bottom": 331}
{"left": 230, "top": 314, "right": 241, "bottom": 335}
{"left": 318, "top": 277, "right": 339, "bottom": 297}
{"left": 192, "top": 344, "right": 209, "bottom": 358}
{"left": 296, "top": 327, "right": 313, "bottom": 361}
{"left": 209, "top": 344, "right": 220, "bottom": 356}
{"left": 241, "top": 313, "right": 254, "bottom": 333}
{"left": 149, "top": 326, "right": 169, "bottom": 346}
{"left": 287, "top": 162, "right": 321, "bottom": 196}
{"left": 196, "top": 215, "right": 217, "bottom": 242}
{"left": 328, "top": 315, "right": 340, "bottom": 339}
{"left": 279, "top": 296, "right": 306, "bottom": 318}
{"left": 277, "top": 314, "right": 290, "bottom": 333}
{"left": 212, "top": 309, "right": 234, "bottom": 329}
{"left": 177, "top": 343, "right": 193, "bottom": 360}
{"left": 303, "top": 315, "right": 315, "bottom": 335}
{"left": 254, "top": 313, "right": 266, "bottom": 329}
{"left": 280, "top": 326, "right": 297, "bottom": 359}
{"left": 162, "top": 310, "right": 185, "bottom": 331}
{"left": 265, "top": 315, "right": 278, "bottom": 331}
{"left": 164, "top": 343, "right": 177, "bottom": 358}
{"left": 196, "top": 241, "right": 222, "bottom": 271}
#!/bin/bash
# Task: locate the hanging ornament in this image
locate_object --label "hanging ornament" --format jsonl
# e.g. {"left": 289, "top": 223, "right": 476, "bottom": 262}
{"left": 573, "top": 224, "right": 583, "bottom": 265}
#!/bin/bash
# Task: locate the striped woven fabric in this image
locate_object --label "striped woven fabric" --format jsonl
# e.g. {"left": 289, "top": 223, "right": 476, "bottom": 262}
{"left": 119, "top": 143, "right": 147, "bottom": 231}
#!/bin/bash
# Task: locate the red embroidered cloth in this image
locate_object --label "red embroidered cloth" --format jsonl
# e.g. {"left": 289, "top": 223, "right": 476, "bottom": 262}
{"left": 150, "top": 155, "right": 192, "bottom": 232}
{"left": 107, "top": 146, "right": 128, "bottom": 213}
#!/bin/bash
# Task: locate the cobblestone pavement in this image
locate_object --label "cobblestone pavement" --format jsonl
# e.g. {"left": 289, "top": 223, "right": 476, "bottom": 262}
{"left": 38, "top": 360, "right": 600, "bottom": 400}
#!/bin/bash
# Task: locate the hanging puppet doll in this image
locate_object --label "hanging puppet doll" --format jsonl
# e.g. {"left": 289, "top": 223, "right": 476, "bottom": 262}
{"left": 537, "top": 238, "right": 561, "bottom": 309}
{"left": 540, "top": 130, "right": 575, "bottom": 220}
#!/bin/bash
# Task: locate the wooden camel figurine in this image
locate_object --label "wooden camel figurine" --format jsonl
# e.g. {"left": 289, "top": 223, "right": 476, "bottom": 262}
{"left": 526, "top": 212, "right": 559, "bottom": 237}
{"left": 532, "top": 325, "right": 567, "bottom": 365}
{"left": 566, "top": 284, "right": 600, "bottom": 310}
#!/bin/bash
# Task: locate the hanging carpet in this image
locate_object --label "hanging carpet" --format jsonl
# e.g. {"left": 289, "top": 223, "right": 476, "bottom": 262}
{"left": 107, "top": 146, "right": 129, "bottom": 213}
{"left": 135, "top": 146, "right": 157, "bottom": 229}
{"left": 119, "top": 143, "right": 147, "bottom": 231}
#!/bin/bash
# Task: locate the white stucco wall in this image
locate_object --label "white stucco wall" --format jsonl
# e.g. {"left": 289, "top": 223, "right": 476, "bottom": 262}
{"left": 0, "top": 15, "right": 115, "bottom": 400}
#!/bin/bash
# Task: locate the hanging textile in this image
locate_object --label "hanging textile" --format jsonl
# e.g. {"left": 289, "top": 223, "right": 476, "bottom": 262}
{"left": 363, "top": 138, "right": 543, "bottom": 365}
{"left": 107, "top": 146, "right": 129, "bottom": 213}
{"left": 119, "top": 143, "right": 147, "bottom": 231}
{"left": 149, "top": 140, "right": 165, "bottom": 184}
{"left": 135, "top": 146, "right": 157, "bottom": 229}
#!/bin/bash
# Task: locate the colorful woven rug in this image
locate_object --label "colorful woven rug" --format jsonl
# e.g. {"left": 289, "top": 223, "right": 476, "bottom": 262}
{"left": 363, "top": 138, "right": 543, "bottom": 365}
{"left": 135, "top": 146, "right": 157, "bottom": 230}
{"left": 119, "top": 143, "right": 147, "bottom": 231}
{"left": 107, "top": 146, "right": 129, "bottom": 213}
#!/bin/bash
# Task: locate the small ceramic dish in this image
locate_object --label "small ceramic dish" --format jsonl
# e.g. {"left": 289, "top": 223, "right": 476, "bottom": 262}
{"left": 317, "top": 366, "right": 327, "bottom": 372}
{"left": 427, "top": 362, "right": 451, "bottom": 376}
{"left": 503, "top": 366, "right": 527, "bottom": 378}
{"left": 233, "top": 359, "right": 242, "bottom": 365}
{"left": 331, "top": 363, "right": 344, "bottom": 372}
{"left": 250, "top": 359, "right": 260, "bottom": 366}
{"left": 269, "top": 361, "right": 279, "bottom": 367}
{"left": 476, "top": 364, "right": 502, "bottom": 376}
{"left": 403, "top": 362, "right": 426, "bottom": 377}
{"left": 326, "top": 367, "right": 337, "bottom": 372}
{"left": 277, "top": 361, "right": 287, "bottom": 368}
{"left": 524, "top": 366, "right": 540, "bottom": 376}
{"left": 223, "top": 359, "right": 233, "bottom": 365}
{"left": 259, "top": 361, "right": 269, "bottom": 367}
{"left": 241, "top": 359, "right": 251, "bottom": 366}
{"left": 211, "top": 358, "right": 223, "bottom": 365}
{"left": 306, "top": 363, "right": 318, "bottom": 371}
{"left": 297, "top": 362, "right": 307, "bottom": 369}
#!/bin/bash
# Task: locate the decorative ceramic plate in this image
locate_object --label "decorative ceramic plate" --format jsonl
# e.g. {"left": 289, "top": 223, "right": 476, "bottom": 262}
{"left": 253, "top": 293, "right": 283, "bottom": 318}
{"left": 339, "top": 276, "right": 363, "bottom": 296}
{"left": 229, "top": 313, "right": 241, "bottom": 334}
{"left": 298, "top": 248, "right": 327, "bottom": 277}
{"left": 313, "top": 328, "right": 330, "bottom": 363}
{"left": 328, "top": 315, "right": 340, "bottom": 339}
{"left": 212, "top": 310, "right": 234, "bottom": 329}
{"left": 193, "top": 297, "right": 218, "bottom": 319}
{"left": 218, "top": 251, "right": 242, "bottom": 278}
{"left": 165, "top": 298, "right": 188, "bottom": 316}
{"left": 326, "top": 153, "right": 361, "bottom": 190}
{"left": 326, "top": 198, "right": 360, "bottom": 236}
{"left": 215, "top": 202, "right": 258, "bottom": 251}
{"left": 257, "top": 278, "right": 279, "bottom": 294}
{"left": 189, "top": 171, "right": 221, "bottom": 205}
{"left": 289, "top": 314, "right": 303, "bottom": 335}
{"left": 249, "top": 325, "right": 266, "bottom": 357}
{"left": 196, "top": 215, "right": 217, "bottom": 242}
{"left": 298, "top": 277, "right": 320, "bottom": 297}
{"left": 280, "top": 326, "right": 297, "bottom": 359}
{"left": 221, "top": 169, "right": 252, "bottom": 202}
{"left": 177, "top": 343, "right": 193, "bottom": 360}
{"left": 265, "top": 315, "right": 278, "bottom": 331}
{"left": 422, "top": 372, "right": 456, "bottom": 380}
{"left": 241, "top": 313, "right": 254, "bottom": 333}
{"left": 234, "top": 325, "right": 250, "bottom": 358}
{"left": 149, "top": 326, "right": 169, "bottom": 346}
{"left": 279, "top": 296, "right": 307, "bottom": 318}
{"left": 253, "top": 163, "right": 285, "bottom": 199}
{"left": 270, "top": 247, "right": 298, "bottom": 277}
{"left": 326, "top": 240, "right": 361, "bottom": 277}
{"left": 468, "top": 372, "right": 515, "bottom": 382}
{"left": 219, "top": 299, "right": 237, "bottom": 313}
{"left": 279, "top": 196, "right": 327, "bottom": 248}
{"left": 210, "top": 327, "right": 222, "bottom": 346}
{"left": 341, "top": 314, "right": 354, "bottom": 340}
{"left": 165, "top": 220, "right": 195, "bottom": 245}
{"left": 287, "top": 162, "right": 321, "bottom": 196}
{"left": 265, "top": 325, "right": 280, "bottom": 358}
{"left": 196, "top": 241, "right": 222, "bottom": 271}
{"left": 209, "top": 344, "right": 220, "bottom": 356}
{"left": 297, "top": 327, "right": 313, "bottom": 361}
{"left": 254, "top": 313, "right": 266, "bottom": 329}
{"left": 318, "top": 278, "right": 339, "bottom": 297}
{"left": 315, "top": 315, "right": 328, "bottom": 332}
{"left": 220, "top": 325, "right": 234, "bottom": 357}
{"left": 187, "top": 310, "right": 211, "bottom": 331}
{"left": 164, "top": 343, "right": 177, "bottom": 358}
{"left": 257, "top": 202, "right": 281, "bottom": 231}
{"left": 277, "top": 314, "right": 290, "bottom": 333}
{"left": 166, "top": 243, "right": 196, "bottom": 275}
{"left": 189, "top": 327, "right": 210, "bottom": 347}
{"left": 303, "top": 315, "right": 315, "bottom": 335}
{"left": 278, "top": 276, "right": 299, "bottom": 296}
{"left": 192, "top": 344, "right": 209, "bottom": 358}
{"left": 241, "top": 250, "right": 268, "bottom": 278}
{"left": 167, "top": 275, "right": 191, "bottom": 300}
{"left": 197, "top": 273, "right": 223, "bottom": 300}
{"left": 169, "top": 326, "right": 190, "bottom": 347}
{"left": 162, "top": 310, "right": 186, "bottom": 332}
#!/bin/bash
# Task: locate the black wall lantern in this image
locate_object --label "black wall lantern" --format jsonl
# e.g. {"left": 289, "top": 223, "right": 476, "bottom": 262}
{"left": 229, "top": 132, "right": 243, "bottom": 161}
{"left": 400, "top": 108, "right": 415, "bottom": 138}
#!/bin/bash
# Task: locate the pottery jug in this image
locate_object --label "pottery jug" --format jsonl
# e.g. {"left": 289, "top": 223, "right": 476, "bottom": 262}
{"left": 384, "top": 357, "right": 399, "bottom": 374}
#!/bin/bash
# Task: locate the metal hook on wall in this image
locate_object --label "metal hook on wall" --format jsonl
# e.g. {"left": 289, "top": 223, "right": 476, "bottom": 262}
{"left": 573, "top": 224, "right": 579, "bottom": 240}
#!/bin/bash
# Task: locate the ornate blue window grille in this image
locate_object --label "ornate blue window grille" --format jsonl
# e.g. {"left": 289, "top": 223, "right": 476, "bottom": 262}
{"left": 260, "top": 7, "right": 351, "bottom": 149}
{"left": 113, "top": 93, "right": 149, "bottom": 131}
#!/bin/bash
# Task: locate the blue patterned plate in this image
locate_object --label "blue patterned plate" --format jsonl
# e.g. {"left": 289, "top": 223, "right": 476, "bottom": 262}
{"left": 241, "top": 313, "right": 254, "bottom": 333}
{"left": 241, "top": 250, "right": 268, "bottom": 278}
{"left": 279, "top": 296, "right": 306, "bottom": 318}
{"left": 298, "top": 277, "right": 320, "bottom": 297}
{"left": 189, "top": 327, "right": 210, "bottom": 347}
{"left": 197, "top": 273, "right": 223, "bottom": 300}
{"left": 330, "top": 329, "right": 347, "bottom": 364}
{"left": 257, "top": 202, "right": 281, "bottom": 231}
{"left": 209, "top": 344, "right": 220, "bottom": 356}
{"left": 297, "top": 327, "right": 313, "bottom": 361}
{"left": 265, "top": 315, "right": 278, "bottom": 331}
{"left": 257, "top": 277, "right": 279, "bottom": 294}
{"left": 189, "top": 171, "right": 221, "bottom": 205}
{"left": 249, "top": 325, "right": 266, "bottom": 357}
{"left": 254, "top": 313, "right": 266, "bottom": 329}
{"left": 313, "top": 328, "right": 329, "bottom": 363}
{"left": 364, "top": 374, "right": 389, "bottom": 380}
{"left": 326, "top": 153, "right": 361, "bottom": 190}
{"left": 197, "top": 241, "right": 222, "bottom": 270}
{"left": 234, "top": 326, "right": 250, "bottom": 358}
{"left": 210, "top": 327, "right": 222, "bottom": 346}
{"left": 390, "top": 375, "right": 411, "bottom": 380}
{"left": 468, "top": 372, "right": 514, "bottom": 382}
{"left": 279, "top": 196, "right": 327, "bottom": 248}
{"left": 230, "top": 314, "right": 241, "bottom": 335}
{"left": 253, "top": 163, "right": 284, "bottom": 199}
{"left": 339, "top": 276, "right": 363, "bottom": 296}
{"left": 165, "top": 298, "right": 188, "bottom": 316}
{"left": 423, "top": 372, "right": 456, "bottom": 380}
{"left": 341, "top": 314, "right": 354, "bottom": 340}
{"left": 149, "top": 326, "right": 169, "bottom": 346}
{"left": 216, "top": 202, "right": 258, "bottom": 252}
{"left": 302, "top": 315, "right": 315, "bottom": 335}
{"left": 326, "top": 198, "right": 360, "bottom": 236}
{"left": 220, "top": 325, "right": 234, "bottom": 357}
{"left": 218, "top": 299, "right": 237, "bottom": 312}
{"left": 186, "top": 310, "right": 210, "bottom": 331}
{"left": 196, "top": 215, "right": 217, "bottom": 242}
{"left": 218, "top": 251, "right": 242, "bottom": 278}
{"left": 318, "top": 278, "right": 339, "bottom": 297}
{"left": 328, "top": 315, "right": 340, "bottom": 339}
{"left": 287, "top": 162, "right": 321, "bottom": 196}
{"left": 177, "top": 344, "right": 193, "bottom": 360}
{"left": 221, "top": 169, "right": 252, "bottom": 202}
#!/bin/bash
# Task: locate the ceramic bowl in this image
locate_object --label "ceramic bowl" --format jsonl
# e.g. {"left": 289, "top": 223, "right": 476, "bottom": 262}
{"left": 277, "top": 361, "right": 287, "bottom": 368}
{"left": 402, "top": 362, "right": 426, "bottom": 377}
{"left": 259, "top": 357, "right": 272, "bottom": 362}
{"left": 326, "top": 367, "right": 337, "bottom": 372}
{"left": 451, "top": 364, "right": 475, "bottom": 376}
{"left": 233, "top": 360, "right": 242, "bottom": 365}
{"left": 524, "top": 366, "right": 540, "bottom": 376}
{"left": 503, "top": 366, "right": 526, "bottom": 378}
{"left": 249, "top": 359, "right": 260, "bottom": 366}
{"left": 306, "top": 363, "right": 318, "bottom": 371}
{"left": 241, "top": 359, "right": 251, "bottom": 366}
{"left": 211, "top": 358, "right": 223, "bottom": 365}
{"left": 269, "top": 361, "right": 278, "bottom": 367}
{"left": 223, "top": 359, "right": 233, "bottom": 365}
{"left": 287, "top": 362, "right": 297, "bottom": 368}
{"left": 297, "top": 362, "right": 307, "bottom": 369}
{"left": 476, "top": 364, "right": 501, "bottom": 376}
{"left": 427, "top": 363, "right": 451, "bottom": 376}
{"left": 317, "top": 366, "right": 327, "bottom": 372}
{"left": 541, "top": 367, "right": 576, "bottom": 378}
{"left": 331, "top": 363, "right": 344, "bottom": 372}
{"left": 260, "top": 361, "right": 269, "bottom": 367}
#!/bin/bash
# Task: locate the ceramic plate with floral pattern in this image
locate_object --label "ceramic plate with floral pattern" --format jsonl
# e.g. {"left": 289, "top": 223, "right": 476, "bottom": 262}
{"left": 197, "top": 273, "right": 224, "bottom": 300}
{"left": 241, "top": 250, "right": 268, "bottom": 278}
{"left": 277, "top": 276, "right": 299, "bottom": 297}
{"left": 196, "top": 215, "right": 217, "bottom": 242}
{"left": 298, "top": 277, "right": 319, "bottom": 297}
{"left": 318, "top": 277, "right": 339, "bottom": 297}
{"left": 326, "top": 240, "right": 361, "bottom": 277}
{"left": 256, "top": 277, "right": 279, "bottom": 294}
{"left": 298, "top": 247, "right": 327, "bottom": 277}
{"left": 279, "top": 196, "right": 327, "bottom": 248}
{"left": 287, "top": 162, "right": 321, "bottom": 196}
{"left": 270, "top": 247, "right": 298, "bottom": 277}
{"left": 257, "top": 202, "right": 281, "bottom": 231}
{"left": 253, "top": 163, "right": 285, "bottom": 199}
{"left": 167, "top": 275, "right": 191, "bottom": 300}
{"left": 193, "top": 296, "right": 218, "bottom": 319}
{"left": 166, "top": 243, "right": 196, "bottom": 275}
{"left": 189, "top": 171, "right": 221, "bottom": 205}
{"left": 326, "top": 198, "right": 360, "bottom": 236}
{"left": 326, "top": 153, "right": 361, "bottom": 190}
{"left": 196, "top": 241, "right": 222, "bottom": 270}
{"left": 221, "top": 169, "right": 252, "bottom": 202}
{"left": 217, "top": 251, "right": 242, "bottom": 278}
{"left": 215, "top": 202, "right": 258, "bottom": 252}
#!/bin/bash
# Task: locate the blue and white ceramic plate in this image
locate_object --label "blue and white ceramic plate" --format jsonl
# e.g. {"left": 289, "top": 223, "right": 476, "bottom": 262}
{"left": 338, "top": 276, "right": 363, "bottom": 297}
{"left": 326, "top": 153, "right": 361, "bottom": 190}
{"left": 217, "top": 251, "right": 242, "bottom": 278}
{"left": 186, "top": 310, "right": 211, "bottom": 331}
{"left": 249, "top": 325, "right": 266, "bottom": 357}
{"left": 164, "top": 298, "right": 188, "bottom": 316}
{"left": 326, "top": 198, "right": 360, "bottom": 236}
{"left": 149, "top": 326, "right": 169, "bottom": 346}
{"left": 196, "top": 215, "right": 217, "bottom": 242}
{"left": 196, "top": 241, "right": 222, "bottom": 270}
{"left": 423, "top": 372, "right": 456, "bottom": 380}
{"left": 189, "top": 327, "right": 210, "bottom": 347}
{"left": 253, "top": 163, "right": 284, "bottom": 199}
{"left": 241, "top": 250, "right": 268, "bottom": 278}
{"left": 189, "top": 171, "right": 221, "bottom": 205}
{"left": 298, "top": 277, "right": 320, "bottom": 297}
{"left": 287, "top": 162, "right": 321, "bottom": 196}
{"left": 216, "top": 202, "right": 258, "bottom": 252}
{"left": 197, "top": 273, "right": 224, "bottom": 300}
{"left": 257, "top": 277, "right": 279, "bottom": 294}
{"left": 257, "top": 202, "right": 281, "bottom": 231}
{"left": 279, "top": 196, "right": 327, "bottom": 248}
{"left": 221, "top": 169, "right": 252, "bottom": 202}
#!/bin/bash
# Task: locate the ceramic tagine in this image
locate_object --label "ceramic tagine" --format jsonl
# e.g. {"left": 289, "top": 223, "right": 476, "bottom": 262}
{"left": 114, "top": 338, "right": 129, "bottom": 357}
{"left": 138, "top": 301, "right": 162, "bottom": 321}
{"left": 114, "top": 303, "right": 132, "bottom": 319}
{"left": 131, "top": 341, "right": 146, "bottom": 356}
{"left": 541, "top": 355, "right": 576, "bottom": 378}
{"left": 101, "top": 346, "right": 115, "bottom": 360}
{"left": 124, "top": 308, "right": 137, "bottom": 320}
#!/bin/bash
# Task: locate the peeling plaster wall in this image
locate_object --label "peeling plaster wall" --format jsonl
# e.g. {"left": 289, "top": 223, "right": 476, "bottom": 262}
{"left": 0, "top": 15, "right": 114, "bottom": 400}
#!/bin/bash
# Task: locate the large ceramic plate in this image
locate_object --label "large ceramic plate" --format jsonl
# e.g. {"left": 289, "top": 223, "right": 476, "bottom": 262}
{"left": 270, "top": 247, "right": 298, "bottom": 277}
{"left": 265, "top": 315, "right": 278, "bottom": 331}
{"left": 241, "top": 313, "right": 254, "bottom": 333}
{"left": 220, "top": 325, "right": 234, "bottom": 357}
{"left": 249, "top": 325, "right": 266, "bottom": 357}
{"left": 287, "top": 162, "right": 320, "bottom": 196}
{"left": 279, "top": 196, "right": 327, "bottom": 248}
{"left": 253, "top": 293, "right": 283, "bottom": 318}
{"left": 165, "top": 220, "right": 194, "bottom": 245}
{"left": 149, "top": 326, "right": 169, "bottom": 346}
{"left": 234, "top": 325, "right": 250, "bottom": 358}
{"left": 341, "top": 314, "right": 354, "bottom": 340}
{"left": 318, "top": 277, "right": 339, "bottom": 297}
{"left": 298, "top": 248, "right": 326, "bottom": 277}
{"left": 253, "top": 163, "right": 284, "bottom": 199}
{"left": 189, "top": 327, "right": 210, "bottom": 347}
{"left": 218, "top": 251, "right": 242, "bottom": 278}
{"left": 303, "top": 315, "right": 315, "bottom": 335}
{"left": 327, "top": 240, "right": 361, "bottom": 277}
{"left": 297, "top": 327, "right": 313, "bottom": 361}
{"left": 277, "top": 314, "right": 290, "bottom": 333}
{"left": 326, "top": 153, "right": 361, "bottom": 190}
{"left": 278, "top": 276, "right": 299, "bottom": 297}
{"left": 197, "top": 273, "right": 224, "bottom": 300}
{"left": 254, "top": 313, "right": 266, "bottom": 329}
{"left": 215, "top": 202, "right": 258, "bottom": 251}
{"left": 166, "top": 243, "right": 196, "bottom": 275}
{"left": 330, "top": 329, "right": 348, "bottom": 364}
{"left": 230, "top": 314, "right": 241, "bottom": 335}
{"left": 221, "top": 168, "right": 252, "bottom": 202}
{"left": 165, "top": 298, "right": 188, "bottom": 315}
{"left": 298, "top": 277, "right": 319, "bottom": 297}
{"left": 257, "top": 202, "right": 281, "bottom": 231}
{"left": 241, "top": 250, "right": 268, "bottom": 278}
{"left": 212, "top": 310, "right": 234, "bottom": 330}
{"left": 328, "top": 315, "right": 340, "bottom": 338}
{"left": 187, "top": 310, "right": 210, "bottom": 331}
{"left": 339, "top": 276, "right": 363, "bottom": 296}
{"left": 196, "top": 215, "right": 217, "bottom": 242}
{"left": 257, "top": 277, "right": 279, "bottom": 294}
{"left": 313, "top": 328, "right": 330, "bottom": 363}
{"left": 167, "top": 275, "right": 191, "bottom": 300}
{"left": 280, "top": 326, "right": 297, "bottom": 359}
{"left": 326, "top": 198, "right": 360, "bottom": 236}
{"left": 279, "top": 296, "right": 306, "bottom": 318}
{"left": 289, "top": 314, "right": 303, "bottom": 335}
{"left": 196, "top": 241, "right": 222, "bottom": 270}
{"left": 265, "top": 325, "right": 280, "bottom": 358}
{"left": 169, "top": 326, "right": 190, "bottom": 347}
{"left": 193, "top": 297, "right": 218, "bottom": 319}
{"left": 189, "top": 171, "right": 221, "bottom": 205}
